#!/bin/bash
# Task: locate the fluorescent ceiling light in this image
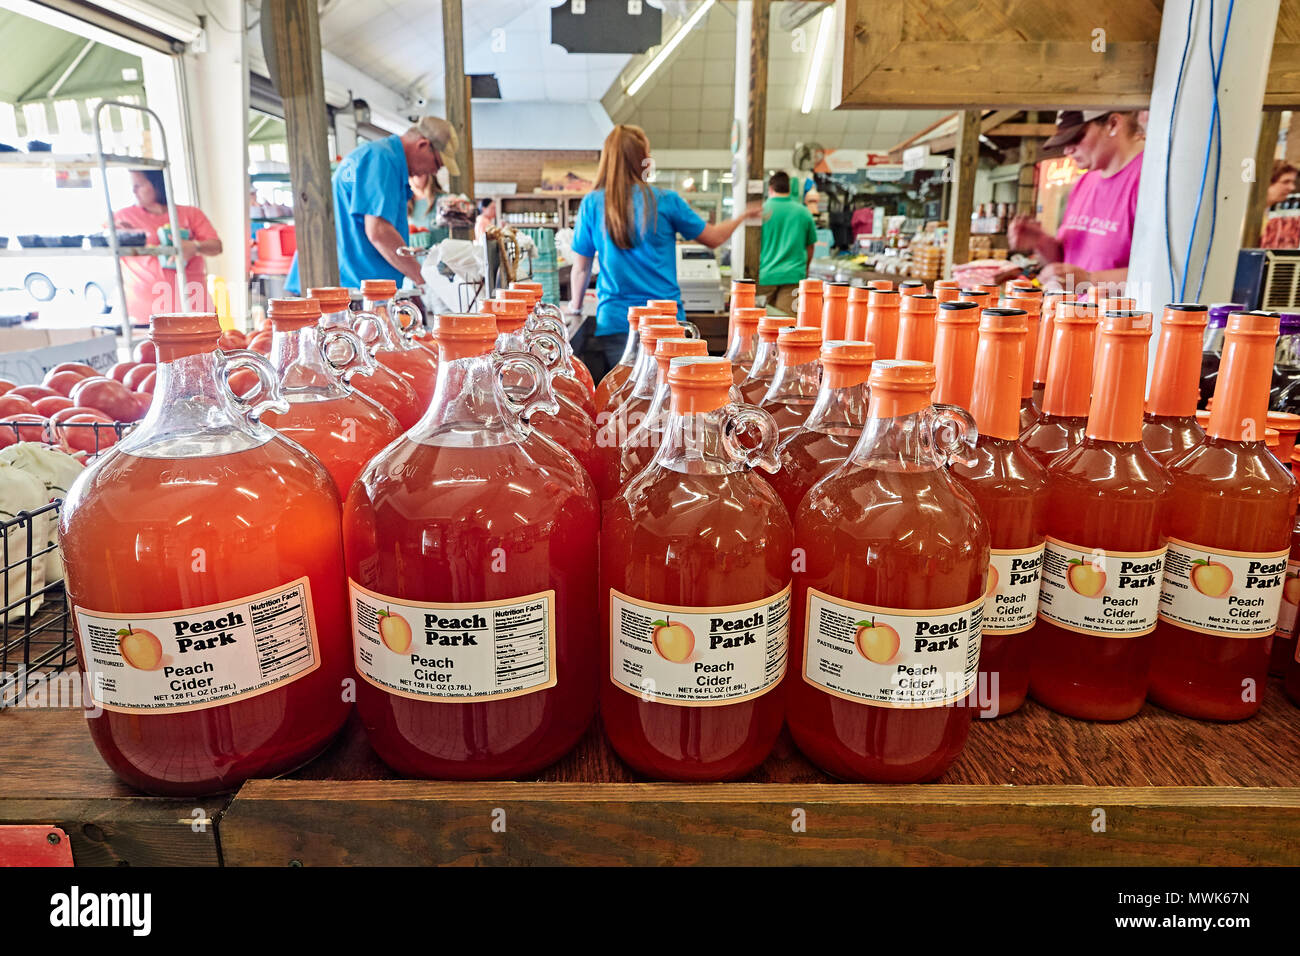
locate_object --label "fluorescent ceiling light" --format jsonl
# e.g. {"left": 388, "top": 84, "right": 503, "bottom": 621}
{"left": 627, "top": 0, "right": 716, "bottom": 97}
{"left": 801, "top": 7, "right": 835, "bottom": 115}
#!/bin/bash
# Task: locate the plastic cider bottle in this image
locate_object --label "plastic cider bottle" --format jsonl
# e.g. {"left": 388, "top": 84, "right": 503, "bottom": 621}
{"left": 845, "top": 286, "right": 870, "bottom": 341}
{"left": 358, "top": 279, "right": 440, "bottom": 412}
{"left": 599, "top": 309, "right": 681, "bottom": 415}
{"left": 620, "top": 336, "right": 709, "bottom": 486}
{"left": 60, "top": 312, "right": 352, "bottom": 795}
{"left": 797, "top": 279, "right": 824, "bottom": 328}
{"left": 822, "top": 281, "right": 850, "bottom": 340}
{"left": 863, "top": 289, "right": 900, "bottom": 360}
{"left": 344, "top": 311, "right": 600, "bottom": 778}
{"left": 602, "top": 356, "right": 791, "bottom": 780}
{"left": 760, "top": 325, "right": 823, "bottom": 440}
{"left": 260, "top": 297, "right": 402, "bottom": 497}
{"left": 489, "top": 297, "right": 595, "bottom": 419}
{"left": 594, "top": 305, "right": 653, "bottom": 405}
{"left": 1033, "top": 291, "right": 1072, "bottom": 407}
{"left": 1272, "top": 515, "right": 1300, "bottom": 676}
{"left": 1007, "top": 292, "right": 1043, "bottom": 431}
{"left": 1028, "top": 310, "right": 1172, "bottom": 721}
{"left": 958, "top": 288, "right": 990, "bottom": 311}
{"left": 740, "top": 314, "right": 797, "bottom": 403}
{"left": 310, "top": 286, "right": 422, "bottom": 430}
{"left": 725, "top": 306, "right": 764, "bottom": 384}
{"left": 789, "top": 359, "right": 989, "bottom": 782}
{"left": 949, "top": 308, "right": 1048, "bottom": 715}
{"left": 1148, "top": 311, "right": 1296, "bottom": 720}
{"left": 1142, "top": 304, "right": 1209, "bottom": 465}
{"left": 509, "top": 279, "right": 598, "bottom": 400}
{"left": 767, "top": 340, "right": 874, "bottom": 515}
{"left": 596, "top": 323, "right": 680, "bottom": 492}
{"left": 932, "top": 300, "right": 981, "bottom": 409}
{"left": 896, "top": 293, "right": 939, "bottom": 362}
{"left": 1021, "top": 302, "right": 1100, "bottom": 468}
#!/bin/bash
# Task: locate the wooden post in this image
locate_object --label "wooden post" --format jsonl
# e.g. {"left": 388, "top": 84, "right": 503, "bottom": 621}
{"left": 442, "top": 0, "right": 472, "bottom": 197}
{"left": 264, "top": 0, "right": 337, "bottom": 288}
{"left": 462, "top": 75, "right": 476, "bottom": 197}
{"left": 741, "top": 0, "right": 769, "bottom": 282}
{"left": 945, "top": 110, "right": 980, "bottom": 276}
{"left": 1243, "top": 110, "right": 1282, "bottom": 248}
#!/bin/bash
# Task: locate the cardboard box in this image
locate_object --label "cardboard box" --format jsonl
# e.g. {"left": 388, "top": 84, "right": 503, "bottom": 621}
{"left": 0, "top": 327, "right": 119, "bottom": 385}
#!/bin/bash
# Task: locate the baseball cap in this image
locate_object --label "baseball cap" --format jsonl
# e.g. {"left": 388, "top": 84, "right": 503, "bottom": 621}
{"left": 411, "top": 116, "right": 461, "bottom": 177}
{"left": 1043, "top": 110, "right": 1110, "bottom": 149}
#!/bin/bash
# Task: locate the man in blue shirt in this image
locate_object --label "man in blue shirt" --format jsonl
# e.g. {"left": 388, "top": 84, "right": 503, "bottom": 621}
{"left": 286, "top": 116, "right": 457, "bottom": 293}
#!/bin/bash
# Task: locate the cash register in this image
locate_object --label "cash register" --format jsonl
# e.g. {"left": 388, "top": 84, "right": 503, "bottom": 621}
{"left": 676, "top": 243, "right": 724, "bottom": 312}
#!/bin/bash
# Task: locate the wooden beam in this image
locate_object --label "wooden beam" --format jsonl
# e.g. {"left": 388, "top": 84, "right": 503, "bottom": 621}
{"left": 462, "top": 75, "right": 476, "bottom": 195}
{"left": 1243, "top": 111, "right": 1283, "bottom": 248}
{"left": 742, "top": 0, "right": 770, "bottom": 282}
{"left": 442, "top": 0, "right": 472, "bottom": 197}
{"left": 945, "top": 110, "right": 980, "bottom": 275}
{"left": 264, "top": 0, "right": 337, "bottom": 289}
{"left": 1018, "top": 135, "right": 1041, "bottom": 216}
{"left": 986, "top": 123, "right": 1058, "bottom": 138}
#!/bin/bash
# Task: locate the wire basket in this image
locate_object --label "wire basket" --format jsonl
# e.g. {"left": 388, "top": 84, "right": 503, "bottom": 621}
{"left": 0, "top": 418, "right": 135, "bottom": 707}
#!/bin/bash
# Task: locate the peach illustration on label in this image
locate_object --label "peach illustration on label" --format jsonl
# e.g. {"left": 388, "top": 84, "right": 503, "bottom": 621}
{"left": 1190, "top": 558, "right": 1232, "bottom": 598}
{"left": 854, "top": 618, "right": 900, "bottom": 664}
{"left": 1284, "top": 572, "right": 1300, "bottom": 605}
{"left": 985, "top": 565, "right": 998, "bottom": 598}
{"left": 116, "top": 626, "right": 163, "bottom": 670}
{"left": 1066, "top": 559, "right": 1106, "bottom": 598}
{"left": 651, "top": 619, "right": 695, "bottom": 662}
{"left": 377, "top": 608, "right": 412, "bottom": 653}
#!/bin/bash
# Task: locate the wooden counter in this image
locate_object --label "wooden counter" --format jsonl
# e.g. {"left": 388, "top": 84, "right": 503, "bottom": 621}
{"left": 7, "top": 681, "right": 1294, "bottom": 866}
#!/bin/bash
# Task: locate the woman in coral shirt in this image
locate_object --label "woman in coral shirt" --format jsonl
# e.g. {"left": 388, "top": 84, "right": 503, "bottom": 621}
{"left": 113, "top": 170, "right": 222, "bottom": 325}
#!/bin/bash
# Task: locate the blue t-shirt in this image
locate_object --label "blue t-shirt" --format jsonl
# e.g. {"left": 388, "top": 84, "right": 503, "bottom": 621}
{"left": 285, "top": 135, "right": 411, "bottom": 294}
{"left": 571, "top": 186, "right": 706, "bottom": 336}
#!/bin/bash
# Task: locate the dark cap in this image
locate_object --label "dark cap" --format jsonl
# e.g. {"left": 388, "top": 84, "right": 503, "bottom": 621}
{"left": 1043, "top": 110, "right": 1110, "bottom": 150}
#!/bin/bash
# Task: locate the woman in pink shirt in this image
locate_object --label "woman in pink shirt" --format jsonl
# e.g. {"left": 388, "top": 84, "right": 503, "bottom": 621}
{"left": 1010, "top": 111, "right": 1145, "bottom": 295}
{"left": 113, "top": 170, "right": 223, "bottom": 325}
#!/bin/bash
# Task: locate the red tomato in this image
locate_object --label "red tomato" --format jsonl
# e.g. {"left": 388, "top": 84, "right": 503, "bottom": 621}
{"left": 45, "top": 362, "right": 98, "bottom": 380}
{"left": 123, "top": 363, "right": 156, "bottom": 391}
{"left": 0, "top": 414, "right": 50, "bottom": 445}
{"left": 69, "top": 376, "right": 144, "bottom": 422}
{"left": 132, "top": 340, "right": 158, "bottom": 364}
{"left": 44, "top": 371, "right": 88, "bottom": 397}
{"left": 0, "top": 395, "right": 37, "bottom": 418}
{"left": 51, "top": 408, "right": 115, "bottom": 455}
{"left": 0, "top": 379, "right": 15, "bottom": 394}
{"left": 133, "top": 392, "right": 153, "bottom": 417}
{"left": 247, "top": 331, "right": 272, "bottom": 355}
{"left": 218, "top": 330, "right": 247, "bottom": 350}
{"left": 32, "top": 395, "right": 74, "bottom": 417}
{"left": 49, "top": 405, "right": 108, "bottom": 426}
{"left": 136, "top": 370, "right": 156, "bottom": 394}
{"left": 107, "top": 361, "right": 138, "bottom": 383}
{"left": 9, "top": 385, "right": 59, "bottom": 402}
{"left": 226, "top": 367, "right": 260, "bottom": 399}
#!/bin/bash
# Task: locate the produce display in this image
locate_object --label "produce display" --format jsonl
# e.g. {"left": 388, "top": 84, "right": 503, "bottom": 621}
{"left": 16, "top": 272, "right": 1299, "bottom": 798}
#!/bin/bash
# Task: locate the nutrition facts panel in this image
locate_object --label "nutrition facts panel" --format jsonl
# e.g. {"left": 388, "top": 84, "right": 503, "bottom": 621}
{"left": 490, "top": 599, "right": 549, "bottom": 689}
{"left": 250, "top": 583, "right": 317, "bottom": 680}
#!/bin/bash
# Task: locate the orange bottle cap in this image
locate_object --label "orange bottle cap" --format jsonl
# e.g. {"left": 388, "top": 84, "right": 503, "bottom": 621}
{"left": 307, "top": 286, "right": 351, "bottom": 313}
{"left": 433, "top": 312, "right": 497, "bottom": 360}
{"left": 934, "top": 279, "right": 960, "bottom": 290}
{"left": 864, "top": 290, "right": 901, "bottom": 358}
{"left": 732, "top": 278, "right": 756, "bottom": 290}
{"left": 777, "top": 325, "right": 823, "bottom": 364}
{"left": 1042, "top": 302, "right": 1100, "bottom": 417}
{"left": 655, "top": 336, "right": 708, "bottom": 375}
{"left": 901, "top": 294, "right": 938, "bottom": 314}
{"left": 647, "top": 299, "right": 679, "bottom": 311}
{"left": 869, "top": 289, "right": 899, "bottom": 307}
{"left": 976, "top": 283, "right": 1000, "bottom": 296}
{"left": 151, "top": 312, "right": 221, "bottom": 362}
{"left": 1267, "top": 410, "right": 1300, "bottom": 435}
{"left": 1007, "top": 292, "right": 1043, "bottom": 316}
{"left": 268, "top": 296, "right": 323, "bottom": 331}
{"left": 935, "top": 285, "right": 962, "bottom": 303}
{"left": 361, "top": 279, "right": 397, "bottom": 299}
{"left": 1006, "top": 295, "right": 1043, "bottom": 397}
{"left": 1266, "top": 427, "right": 1280, "bottom": 448}
{"left": 639, "top": 324, "right": 676, "bottom": 362}
{"left": 627, "top": 305, "right": 655, "bottom": 324}
{"left": 1100, "top": 297, "right": 1137, "bottom": 312}
{"left": 1196, "top": 409, "right": 1211, "bottom": 426}
{"left": 932, "top": 300, "right": 982, "bottom": 408}
{"left": 868, "top": 279, "right": 893, "bottom": 291}
{"left": 824, "top": 281, "right": 849, "bottom": 299}
{"left": 958, "top": 289, "right": 990, "bottom": 308}
{"left": 868, "top": 359, "right": 935, "bottom": 419}
{"left": 1034, "top": 292, "right": 1074, "bottom": 384}
{"left": 896, "top": 294, "right": 939, "bottom": 361}
{"left": 1085, "top": 310, "right": 1153, "bottom": 442}
{"left": 969, "top": 308, "right": 1029, "bottom": 440}
{"left": 499, "top": 288, "right": 533, "bottom": 306}
{"left": 1145, "top": 303, "right": 1208, "bottom": 416}
{"left": 669, "top": 356, "right": 732, "bottom": 414}
{"left": 732, "top": 306, "right": 765, "bottom": 329}
{"left": 1007, "top": 278, "right": 1036, "bottom": 291}
{"left": 511, "top": 280, "right": 543, "bottom": 294}
{"left": 848, "top": 286, "right": 871, "bottom": 303}
{"left": 1206, "top": 311, "right": 1281, "bottom": 442}
{"left": 821, "top": 340, "right": 876, "bottom": 388}
{"left": 799, "top": 278, "right": 824, "bottom": 293}
{"left": 797, "top": 282, "right": 824, "bottom": 328}
{"left": 483, "top": 297, "right": 529, "bottom": 333}
{"left": 899, "top": 280, "right": 927, "bottom": 296}
{"left": 642, "top": 311, "right": 682, "bottom": 331}
{"left": 758, "top": 314, "right": 796, "bottom": 342}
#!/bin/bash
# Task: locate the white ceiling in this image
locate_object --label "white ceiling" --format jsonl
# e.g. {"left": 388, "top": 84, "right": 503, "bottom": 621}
{"left": 312, "top": 0, "right": 945, "bottom": 153}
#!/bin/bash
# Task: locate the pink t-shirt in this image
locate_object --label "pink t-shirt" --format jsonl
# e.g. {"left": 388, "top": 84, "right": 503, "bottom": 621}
{"left": 1056, "top": 151, "right": 1143, "bottom": 273}
{"left": 113, "top": 204, "right": 218, "bottom": 324}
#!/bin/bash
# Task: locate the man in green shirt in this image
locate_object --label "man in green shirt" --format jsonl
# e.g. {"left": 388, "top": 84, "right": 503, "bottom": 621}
{"left": 757, "top": 171, "right": 817, "bottom": 313}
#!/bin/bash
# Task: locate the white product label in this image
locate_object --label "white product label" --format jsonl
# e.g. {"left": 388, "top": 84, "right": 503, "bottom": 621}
{"left": 1277, "top": 559, "right": 1300, "bottom": 637}
{"left": 802, "top": 588, "right": 982, "bottom": 708}
{"left": 350, "top": 580, "right": 556, "bottom": 702}
{"left": 1157, "top": 539, "right": 1288, "bottom": 638}
{"left": 983, "top": 544, "right": 1045, "bottom": 635}
{"left": 609, "top": 586, "right": 789, "bottom": 706}
{"left": 1037, "top": 538, "right": 1166, "bottom": 637}
{"left": 75, "top": 578, "right": 321, "bottom": 714}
